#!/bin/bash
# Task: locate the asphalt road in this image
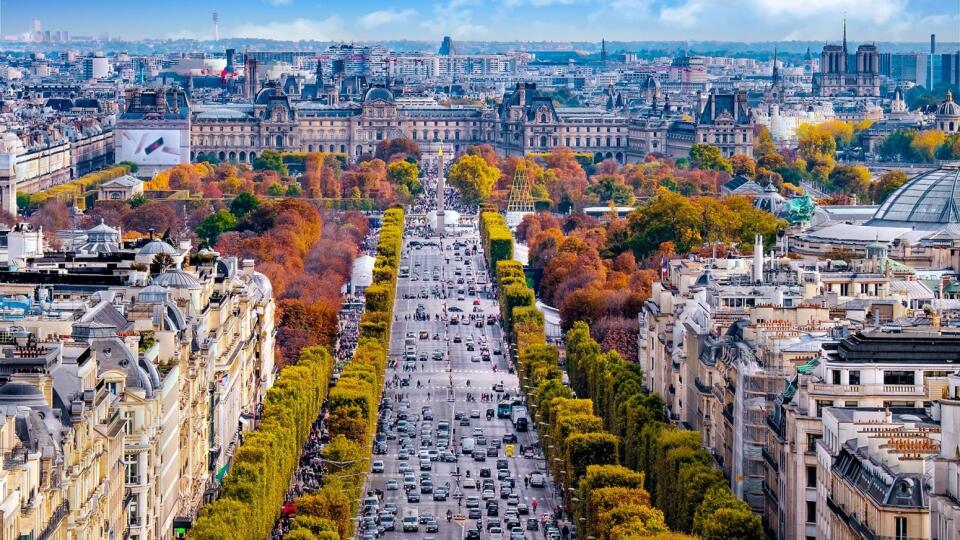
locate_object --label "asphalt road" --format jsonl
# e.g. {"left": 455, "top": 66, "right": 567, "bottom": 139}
{"left": 358, "top": 213, "right": 559, "bottom": 540}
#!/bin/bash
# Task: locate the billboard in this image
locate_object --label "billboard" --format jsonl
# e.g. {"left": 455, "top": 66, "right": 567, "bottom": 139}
{"left": 116, "top": 129, "right": 183, "bottom": 166}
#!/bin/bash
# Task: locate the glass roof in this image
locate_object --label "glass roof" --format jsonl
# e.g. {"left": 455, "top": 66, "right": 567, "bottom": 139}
{"left": 867, "top": 165, "right": 960, "bottom": 229}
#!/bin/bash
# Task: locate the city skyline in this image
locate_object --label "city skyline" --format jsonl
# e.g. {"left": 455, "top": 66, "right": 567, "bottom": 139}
{"left": 3, "top": 0, "right": 958, "bottom": 44}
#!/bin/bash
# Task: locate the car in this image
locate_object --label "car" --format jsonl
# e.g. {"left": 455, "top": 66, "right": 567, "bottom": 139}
{"left": 420, "top": 481, "right": 434, "bottom": 493}
{"left": 510, "top": 526, "right": 525, "bottom": 540}
{"left": 529, "top": 472, "right": 545, "bottom": 488}
{"left": 432, "top": 488, "right": 448, "bottom": 501}
{"left": 372, "top": 460, "right": 385, "bottom": 473}
{"left": 473, "top": 450, "right": 486, "bottom": 462}
{"left": 441, "top": 451, "right": 457, "bottom": 462}
{"left": 468, "top": 507, "right": 482, "bottom": 519}
{"left": 380, "top": 514, "right": 396, "bottom": 531}
{"left": 465, "top": 495, "right": 480, "bottom": 508}
{"left": 470, "top": 355, "right": 481, "bottom": 362}
{"left": 502, "top": 433, "right": 517, "bottom": 444}
{"left": 419, "top": 512, "right": 435, "bottom": 525}
{"left": 425, "top": 519, "right": 439, "bottom": 533}
{"left": 526, "top": 518, "right": 540, "bottom": 531}
{"left": 476, "top": 435, "right": 487, "bottom": 446}
{"left": 420, "top": 458, "right": 432, "bottom": 471}
{"left": 517, "top": 503, "right": 529, "bottom": 515}
{"left": 459, "top": 417, "right": 471, "bottom": 426}
{"left": 383, "top": 503, "right": 398, "bottom": 515}
{"left": 479, "top": 467, "right": 491, "bottom": 478}
{"left": 407, "top": 491, "right": 421, "bottom": 503}
{"left": 487, "top": 446, "right": 499, "bottom": 457}
{"left": 487, "top": 503, "right": 500, "bottom": 517}
{"left": 493, "top": 383, "right": 504, "bottom": 392}
{"left": 428, "top": 449, "right": 440, "bottom": 461}
{"left": 453, "top": 336, "right": 462, "bottom": 343}
{"left": 507, "top": 494, "right": 520, "bottom": 507}
{"left": 398, "top": 462, "right": 412, "bottom": 473}
{"left": 496, "top": 459, "right": 509, "bottom": 470}
{"left": 489, "top": 527, "right": 504, "bottom": 540}
{"left": 482, "top": 489, "right": 496, "bottom": 500}
{"left": 498, "top": 469, "right": 512, "bottom": 481}
{"left": 462, "top": 477, "right": 477, "bottom": 489}
{"left": 466, "top": 529, "right": 481, "bottom": 540}
{"left": 386, "top": 479, "right": 399, "bottom": 490}
{"left": 494, "top": 347, "right": 502, "bottom": 355}
{"left": 470, "top": 409, "right": 481, "bottom": 418}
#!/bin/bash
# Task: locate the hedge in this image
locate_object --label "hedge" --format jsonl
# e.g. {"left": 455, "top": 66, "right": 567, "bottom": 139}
{"left": 189, "top": 346, "right": 335, "bottom": 540}
{"left": 479, "top": 211, "right": 513, "bottom": 276}
{"left": 483, "top": 214, "right": 759, "bottom": 540}
{"left": 29, "top": 163, "right": 132, "bottom": 208}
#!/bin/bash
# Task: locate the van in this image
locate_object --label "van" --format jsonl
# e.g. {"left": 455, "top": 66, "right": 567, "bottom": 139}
{"left": 461, "top": 436, "right": 476, "bottom": 454}
{"left": 402, "top": 509, "right": 419, "bottom": 532}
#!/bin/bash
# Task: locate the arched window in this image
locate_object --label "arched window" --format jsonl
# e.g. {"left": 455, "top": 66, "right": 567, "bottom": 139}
{"left": 228, "top": 151, "right": 236, "bottom": 161}
{"left": 218, "top": 151, "right": 226, "bottom": 161}
{"left": 355, "top": 145, "right": 362, "bottom": 156}
{"left": 540, "top": 135, "right": 547, "bottom": 147}
{"left": 239, "top": 151, "right": 247, "bottom": 162}
{"left": 250, "top": 152, "right": 257, "bottom": 161}
{"left": 540, "top": 113, "right": 547, "bottom": 123}
{"left": 276, "top": 135, "right": 284, "bottom": 148}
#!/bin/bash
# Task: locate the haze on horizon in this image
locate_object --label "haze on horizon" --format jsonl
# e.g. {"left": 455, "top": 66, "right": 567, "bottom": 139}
{"left": 3, "top": 0, "right": 957, "bottom": 44}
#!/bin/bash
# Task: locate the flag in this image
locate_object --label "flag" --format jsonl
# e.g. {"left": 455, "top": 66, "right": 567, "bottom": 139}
{"left": 660, "top": 256, "right": 668, "bottom": 280}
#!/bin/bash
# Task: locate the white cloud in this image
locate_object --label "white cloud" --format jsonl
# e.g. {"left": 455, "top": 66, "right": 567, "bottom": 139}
{"left": 588, "top": 0, "right": 653, "bottom": 24}
{"left": 659, "top": 0, "right": 705, "bottom": 28}
{"left": 420, "top": 0, "right": 489, "bottom": 39}
{"left": 747, "top": 0, "right": 907, "bottom": 24}
{"left": 358, "top": 9, "right": 417, "bottom": 30}
{"left": 226, "top": 16, "right": 347, "bottom": 41}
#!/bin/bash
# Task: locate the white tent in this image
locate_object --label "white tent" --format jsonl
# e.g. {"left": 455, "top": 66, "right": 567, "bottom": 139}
{"left": 351, "top": 255, "right": 375, "bottom": 291}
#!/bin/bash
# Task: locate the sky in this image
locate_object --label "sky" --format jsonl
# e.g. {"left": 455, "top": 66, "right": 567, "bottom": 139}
{"left": 2, "top": 0, "right": 958, "bottom": 43}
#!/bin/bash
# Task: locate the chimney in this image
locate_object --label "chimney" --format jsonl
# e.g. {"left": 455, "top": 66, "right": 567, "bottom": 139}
{"left": 518, "top": 83, "right": 526, "bottom": 106}
{"left": 753, "top": 233, "right": 764, "bottom": 284}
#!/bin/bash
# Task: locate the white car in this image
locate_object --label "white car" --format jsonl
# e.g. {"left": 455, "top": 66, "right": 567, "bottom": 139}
{"left": 372, "top": 460, "right": 385, "bottom": 473}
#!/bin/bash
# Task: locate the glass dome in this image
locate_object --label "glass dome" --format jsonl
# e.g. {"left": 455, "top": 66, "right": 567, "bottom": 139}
{"left": 866, "top": 164, "right": 960, "bottom": 230}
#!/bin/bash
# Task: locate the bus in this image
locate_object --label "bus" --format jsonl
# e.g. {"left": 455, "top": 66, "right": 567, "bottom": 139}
{"left": 496, "top": 403, "right": 512, "bottom": 419}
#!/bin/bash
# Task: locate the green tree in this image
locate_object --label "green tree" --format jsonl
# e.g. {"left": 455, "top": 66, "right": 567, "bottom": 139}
{"left": 230, "top": 192, "right": 261, "bottom": 219}
{"left": 587, "top": 176, "right": 636, "bottom": 205}
{"left": 386, "top": 160, "right": 423, "bottom": 197}
{"left": 937, "top": 134, "right": 960, "bottom": 160}
{"left": 267, "top": 182, "right": 286, "bottom": 196}
{"left": 693, "top": 486, "right": 763, "bottom": 540}
{"left": 627, "top": 188, "right": 704, "bottom": 257}
{"left": 149, "top": 252, "right": 175, "bottom": 275}
{"left": 828, "top": 164, "right": 871, "bottom": 200}
{"left": 286, "top": 183, "right": 303, "bottom": 196}
{"left": 870, "top": 170, "right": 908, "bottom": 204}
{"left": 253, "top": 149, "right": 288, "bottom": 175}
{"left": 117, "top": 160, "right": 140, "bottom": 174}
{"left": 689, "top": 144, "right": 732, "bottom": 174}
{"left": 196, "top": 209, "right": 237, "bottom": 246}
{"left": 879, "top": 129, "right": 917, "bottom": 161}
{"left": 448, "top": 154, "right": 501, "bottom": 204}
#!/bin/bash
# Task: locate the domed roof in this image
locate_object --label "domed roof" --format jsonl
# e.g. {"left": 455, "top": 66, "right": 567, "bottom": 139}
{"left": 364, "top": 86, "right": 395, "bottom": 103}
{"left": 87, "top": 219, "right": 118, "bottom": 236}
{"left": 0, "top": 382, "right": 46, "bottom": 406}
{"left": 138, "top": 284, "right": 170, "bottom": 303}
{"left": 867, "top": 164, "right": 960, "bottom": 230}
{"left": 255, "top": 82, "right": 287, "bottom": 105}
{"left": 153, "top": 269, "right": 201, "bottom": 289}
{"left": 937, "top": 90, "right": 960, "bottom": 117}
{"left": 139, "top": 239, "right": 177, "bottom": 256}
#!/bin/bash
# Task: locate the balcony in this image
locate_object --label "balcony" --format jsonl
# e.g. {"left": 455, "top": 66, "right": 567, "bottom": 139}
{"left": 722, "top": 404, "right": 734, "bottom": 423}
{"left": 761, "top": 447, "right": 778, "bottom": 472}
{"left": 37, "top": 501, "right": 69, "bottom": 540}
{"left": 694, "top": 377, "right": 713, "bottom": 395}
{"left": 809, "top": 383, "right": 925, "bottom": 397}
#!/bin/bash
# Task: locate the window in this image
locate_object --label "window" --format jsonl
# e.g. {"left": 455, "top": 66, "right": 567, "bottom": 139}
{"left": 806, "top": 433, "right": 821, "bottom": 453}
{"left": 815, "top": 400, "right": 830, "bottom": 418}
{"left": 844, "top": 401, "right": 859, "bottom": 407}
{"left": 805, "top": 500, "right": 816, "bottom": 523}
{"left": 884, "top": 370, "right": 915, "bottom": 385}
{"left": 832, "top": 370, "right": 841, "bottom": 384}
{"left": 806, "top": 466, "right": 817, "bottom": 487}
{"left": 895, "top": 516, "right": 907, "bottom": 540}
{"left": 124, "top": 411, "right": 134, "bottom": 436}
{"left": 849, "top": 370, "right": 860, "bottom": 385}
{"left": 125, "top": 453, "right": 139, "bottom": 484}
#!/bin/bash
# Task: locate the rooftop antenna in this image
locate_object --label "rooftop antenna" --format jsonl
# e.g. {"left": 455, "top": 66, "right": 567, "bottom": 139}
{"left": 842, "top": 13, "right": 847, "bottom": 53}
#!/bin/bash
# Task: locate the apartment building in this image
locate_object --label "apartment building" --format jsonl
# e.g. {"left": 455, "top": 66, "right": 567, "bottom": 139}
{"left": 0, "top": 220, "right": 276, "bottom": 539}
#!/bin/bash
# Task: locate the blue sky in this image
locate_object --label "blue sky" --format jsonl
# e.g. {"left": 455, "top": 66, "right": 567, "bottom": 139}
{"left": 3, "top": 0, "right": 958, "bottom": 42}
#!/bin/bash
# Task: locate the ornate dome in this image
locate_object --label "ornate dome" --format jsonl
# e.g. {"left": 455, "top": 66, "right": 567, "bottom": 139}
{"left": 153, "top": 269, "right": 201, "bottom": 289}
{"left": 937, "top": 90, "right": 960, "bottom": 117}
{"left": 138, "top": 239, "right": 177, "bottom": 256}
{"left": 138, "top": 284, "right": 170, "bottom": 303}
{"left": 364, "top": 86, "right": 395, "bottom": 103}
{"left": 867, "top": 164, "right": 960, "bottom": 231}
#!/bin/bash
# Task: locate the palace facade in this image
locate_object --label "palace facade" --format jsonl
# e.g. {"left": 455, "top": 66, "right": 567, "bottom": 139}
{"left": 184, "top": 82, "right": 754, "bottom": 165}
